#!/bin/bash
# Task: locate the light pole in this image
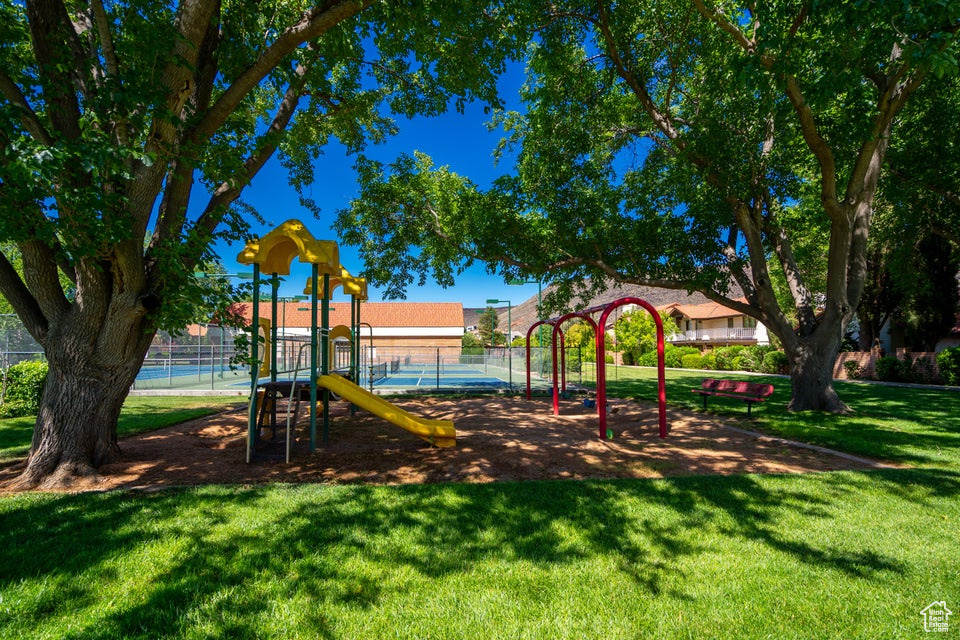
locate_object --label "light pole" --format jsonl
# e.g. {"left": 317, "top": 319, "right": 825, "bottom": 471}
{"left": 486, "top": 298, "right": 512, "bottom": 390}
{"left": 508, "top": 277, "right": 544, "bottom": 374}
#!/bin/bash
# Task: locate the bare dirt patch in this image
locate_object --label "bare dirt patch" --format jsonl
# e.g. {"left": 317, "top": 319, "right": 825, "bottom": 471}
{"left": 0, "top": 396, "right": 887, "bottom": 493}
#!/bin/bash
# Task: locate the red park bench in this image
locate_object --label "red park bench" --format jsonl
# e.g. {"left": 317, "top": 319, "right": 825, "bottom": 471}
{"left": 692, "top": 378, "right": 775, "bottom": 416}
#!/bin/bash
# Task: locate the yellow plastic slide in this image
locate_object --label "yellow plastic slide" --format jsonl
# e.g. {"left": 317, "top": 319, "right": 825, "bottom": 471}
{"left": 317, "top": 374, "right": 456, "bottom": 447}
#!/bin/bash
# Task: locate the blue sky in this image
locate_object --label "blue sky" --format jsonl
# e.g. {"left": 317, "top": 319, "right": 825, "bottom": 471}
{"left": 216, "top": 66, "right": 541, "bottom": 310}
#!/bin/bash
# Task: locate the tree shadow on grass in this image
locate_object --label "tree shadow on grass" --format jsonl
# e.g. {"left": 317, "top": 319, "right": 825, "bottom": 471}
{"left": 611, "top": 370, "right": 960, "bottom": 469}
{"left": 1, "top": 467, "right": 957, "bottom": 638}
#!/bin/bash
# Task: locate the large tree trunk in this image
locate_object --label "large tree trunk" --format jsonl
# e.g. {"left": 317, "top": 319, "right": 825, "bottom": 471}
{"left": 11, "top": 315, "right": 155, "bottom": 490}
{"left": 784, "top": 335, "right": 849, "bottom": 413}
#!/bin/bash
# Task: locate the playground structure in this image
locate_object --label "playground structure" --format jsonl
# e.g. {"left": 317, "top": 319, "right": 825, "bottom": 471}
{"left": 526, "top": 297, "right": 668, "bottom": 439}
{"left": 236, "top": 219, "right": 456, "bottom": 462}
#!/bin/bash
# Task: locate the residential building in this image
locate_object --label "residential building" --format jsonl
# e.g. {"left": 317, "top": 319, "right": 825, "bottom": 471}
{"left": 658, "top": 299, "right": 769, "bottom": 347}
{"left": 234, "top": 301, "right": 465, "bottom": 360}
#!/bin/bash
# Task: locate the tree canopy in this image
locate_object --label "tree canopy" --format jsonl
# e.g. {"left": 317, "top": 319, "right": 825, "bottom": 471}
{"left": 337, "top": 0, "right": 960, "bottom": 411}
{"left": 858, "top": 74, "right": 960, "bottom": 351}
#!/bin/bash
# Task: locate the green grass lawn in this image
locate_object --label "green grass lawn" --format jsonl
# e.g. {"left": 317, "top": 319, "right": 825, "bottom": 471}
{"left": 1, "top": 377, "right": 958, "bottom": 638}
{"left": 1, "top": 471, "right": 957, "bottom": 639}
{"left": 604, "top": 366, "right": 960, "bottom": 471}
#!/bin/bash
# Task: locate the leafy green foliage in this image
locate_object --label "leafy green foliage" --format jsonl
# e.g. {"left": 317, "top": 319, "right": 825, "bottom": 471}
{"left": 761, "top": 351, "right": 789, "bottom": 375}
{"left": 937, "top": 347, "right": 960, "bottom": 386}
{"left": 461, "top": 332, "right": 484, "bottom": 356}
{"left": 875, "top": 356, "right": 912, "bottom": 383}
{"left": 861, "top": 75, "right": 960, "bottom": 349}
{"left": 477, "top": 307, "right": 500, "bottom": 347}
{"left": 563, "top": 321, "right": 611, "bottom": 362}
{"left": 1, "top": 360, "right": 48, "bottom": 416}
{"left": 713, "top": 346, "right": 746, "bottom": 371}
{"left": 614, "top": 310, "right": 675, "bottom": 365}
{"left": 843, "top": 360, "right": 864, "bottom": 380}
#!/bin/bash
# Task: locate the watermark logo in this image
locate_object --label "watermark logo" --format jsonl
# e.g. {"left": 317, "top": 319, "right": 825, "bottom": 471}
{"left": 921, "top": 601, "right": 952, "bottom": 633}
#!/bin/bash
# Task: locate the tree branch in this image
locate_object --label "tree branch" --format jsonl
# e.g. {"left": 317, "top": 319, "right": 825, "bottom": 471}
{"left": 594, "top": 1, "right": 682, "bottom": 144}
{"left": 691, "top": 0, "right": 759, "bottom": 56}
{"left": 783, "top": 76, "right": 840, "bottom": 217}
{"left": 141, "top": 0, "right": 220, "bottom": 162}
{"left": 19, "top": 239, "right": 70, "bottom": 328}
{"left": 0, "top": 71, "right": 54, "bottom": 145}
{"left": 25, "top": 0, "right": 83, "bottom": 141}
{"left": 845, "top": 69, "right": 924, "bottom": 205}
{"left": 762, "top": 197, "right": 814, "bottom": 324}
{"left": 0, "top": 249, "right": 47, "bottom": 342}
{"left": 190, "top": 0, "right": 372, "bottom": 145}
{"left": 150, "top": 5, "right": 222, "bottom": 252}
{"left": 90, "top": 0, "right": 119, "bottom": 77}
{"left": 89, "top": 0, "right": 130, "bottom": 150}
{"left": 181, "top": 57, "right": 311, "bottom": 272}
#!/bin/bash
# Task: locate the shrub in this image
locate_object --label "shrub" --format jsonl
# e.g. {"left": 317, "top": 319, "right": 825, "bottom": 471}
{"left": 699, "top": 351, "right": 717, "bottom": 370}
{"left": 621, "top": 350, "right": 636, "bottom": 366}
{"left": 664, "top": 345, "right": 699, "bottom": 369}
{"left": 740, "top": 345, "right": 775, "bottom": 372}
{"left": 0, "top": 401, "right": 32, "bottom": 419}
{"left": 761, "top": 351, "right": 789, "bottom": 375}
{"left": 713, "top": 346, "right": 746, "bottom": 370}
{"left": 681, "top": 353, "right": 701, "bottom": 369}
{"left": 843, "top": 360, "right": 863, "bottom": 379}
{"left": 637, "top": 351, "right": 658, "bottom": 367}
{"left": 2, "top": 360, "right": 48, "bottom": 415}
{"left": 937, "top": 347, "right": 960, "bottom": 386}
{"left": 875, "top": 356, "right": 912, "bottom": 383}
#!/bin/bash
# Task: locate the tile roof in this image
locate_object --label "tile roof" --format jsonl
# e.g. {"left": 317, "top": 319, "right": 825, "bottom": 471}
{"left": 658, "top": 299, "right": 746, "bottom": 320}
{"left": 233, "top": 301, "right": 464, "bottom": 328}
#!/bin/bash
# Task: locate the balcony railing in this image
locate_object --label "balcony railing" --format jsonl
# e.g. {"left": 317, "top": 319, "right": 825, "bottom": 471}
{"left": 667, "top": 328, "right": 756, "bottom": 343}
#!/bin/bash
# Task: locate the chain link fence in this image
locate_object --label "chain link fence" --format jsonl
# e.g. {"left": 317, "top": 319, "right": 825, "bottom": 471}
{"left": 1, "top": 315, "right": 613, "bottom": 394}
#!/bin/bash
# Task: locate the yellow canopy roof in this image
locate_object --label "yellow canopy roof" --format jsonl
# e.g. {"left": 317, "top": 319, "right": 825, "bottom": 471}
{"left": 303, "top": 266, "right": 368, "bottom": 300}
{"left": 236, "top": 219, "right": 339, "bottom": 276}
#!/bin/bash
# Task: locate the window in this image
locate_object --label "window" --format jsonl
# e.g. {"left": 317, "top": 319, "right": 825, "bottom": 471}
{"left": 727, "top": 318, "right": 735, "bottom": 328}
{"left": 743, "top": 316, "right": 757, "bottom": 328}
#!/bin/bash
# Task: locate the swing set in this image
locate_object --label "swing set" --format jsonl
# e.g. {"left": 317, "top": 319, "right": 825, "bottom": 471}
{"left": 525, "top": 297, "right": 668, "bottom": 439}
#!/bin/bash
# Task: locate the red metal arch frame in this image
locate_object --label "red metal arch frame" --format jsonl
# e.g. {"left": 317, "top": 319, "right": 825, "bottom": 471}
{"left": 526, "top": 320, "right": 568, "bottom": 403}
{"left": 550, "top": 312, "right": 598, "bottom": 416}
{"left": 525, "top": 297, "right": 668, "bottom": 440}
{"left": 597, "top": 297, "right": 667, "bottom": 439}
{"left": 526, "top": 319, "right": 554, "bottom": 401}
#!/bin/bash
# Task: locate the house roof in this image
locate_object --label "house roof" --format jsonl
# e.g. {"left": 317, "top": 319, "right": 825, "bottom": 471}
{"left": 233, "top": 301, "right": 465, "bottom": 329}
{"left": 658, "top": 299, "right": 747, "bottom": 321}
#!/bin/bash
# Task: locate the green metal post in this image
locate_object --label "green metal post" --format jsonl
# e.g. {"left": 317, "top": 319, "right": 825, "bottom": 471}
{"left": 310, "top": 265, "right": 318, "bottom": 451}
{"left": 507, "top": 301, "right": 512, "bottom": 390}
{"left": 247, "top": 264, "right": 261, "bottom": 464}
{"left": 356, "top": 299, "right": 363, "bottom": 384}
{"left": 350, "top": 297, "right": 358, "bottom": 381}
{"left": 322, "top": 273, "right": 330, "bottom": 444}
{"left": 270, "top": 275, "right": 278, "bottom": 383}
